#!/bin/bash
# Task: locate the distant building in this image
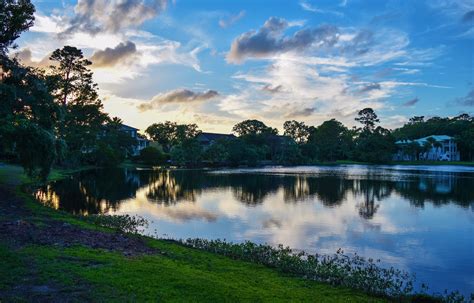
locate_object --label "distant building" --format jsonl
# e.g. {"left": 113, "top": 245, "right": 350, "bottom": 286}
{"left": 393, "top": 135, "right": 460, "bottom": 161}
{"left": 196, "top": 132, "right": 236, "bottom": 148}
{"left": 119, "top": 124, "right": 150, "bottom": 156}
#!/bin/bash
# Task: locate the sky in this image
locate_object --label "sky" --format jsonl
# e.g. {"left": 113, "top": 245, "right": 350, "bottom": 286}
{"left": 15, "top": 0, "right": 474, "bottom": 133}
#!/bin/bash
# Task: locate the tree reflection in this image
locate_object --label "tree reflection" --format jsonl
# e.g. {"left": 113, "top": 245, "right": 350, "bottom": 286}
{"left": 35, "top": 168, "right": 474, "bottom": 216}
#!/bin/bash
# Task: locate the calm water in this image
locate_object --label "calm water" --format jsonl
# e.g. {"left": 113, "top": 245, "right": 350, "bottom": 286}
{"left": 35, "top": 165, "right": 474, "bottom": 295}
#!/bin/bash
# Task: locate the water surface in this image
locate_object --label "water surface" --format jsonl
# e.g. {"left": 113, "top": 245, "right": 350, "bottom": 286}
{"left": 35, "top": 165, "right": 474, "bottom": 295}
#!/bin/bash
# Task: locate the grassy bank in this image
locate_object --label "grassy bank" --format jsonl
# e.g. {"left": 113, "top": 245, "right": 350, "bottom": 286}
{"left": 0, "top": 164, "right": 385, "bottom": 302}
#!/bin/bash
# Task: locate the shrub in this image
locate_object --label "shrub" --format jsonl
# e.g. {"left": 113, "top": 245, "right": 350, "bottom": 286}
{"left": 87, "top": 214, "right": 148, "bottom": 234}
{"left": 181, "top": 239, "right": 468, "bottom": 302}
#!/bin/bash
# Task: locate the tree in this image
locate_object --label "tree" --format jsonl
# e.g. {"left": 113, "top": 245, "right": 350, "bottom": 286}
{"left": 175, "top": 123, "right": 201, "bottom": 143}
{"left": 283, "top": 120, "right": 309, "bottom": 144}
{"left": 355, "top": 108, "right": 380, "bottom": 132}
{"left": 170, "top": 139, "right": 202, "bottom": 167}
{"left": 203, "top": 139, "right": 229, "bottom": 165}
{"left": 354, "top": 126, "right": 395, "bottom": 163}
{"left": 277, "top": 139, "right": 304, "bottom": 165}
{"left": 49, "top": 46, "right": 96, "bottom": 107}
{"left": 0, "top": 0, "right": 59, "bottom": 179}
{"left": 0, "top": 0, "right": 35, "bottom": 55}
{"left": 307, "top": 119, "right": 353, "bottom": 161}
{"left": 48, "top": 45, "right": 108, "bottom": 163}
{"left": 145, "top": 122, "right": 201, "bottom": 152}
{"left": 145, "top": 121, "right": 178, "bottom": 152}
{"left": 232, "top": 119, "right": 278, "bottom": 136}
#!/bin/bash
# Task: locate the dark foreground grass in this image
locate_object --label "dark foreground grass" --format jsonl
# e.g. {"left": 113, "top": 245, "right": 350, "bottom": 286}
{"left": 0, "top": 164, "right": 385, "bottom": 302}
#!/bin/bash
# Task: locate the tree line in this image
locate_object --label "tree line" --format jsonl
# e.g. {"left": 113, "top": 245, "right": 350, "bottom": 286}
{"left": 1, "top": 1, "right": 473, "bottom": 180}
{"left": 140, "top": 108, "right": 399, "bottom": 167}
{"left": 141, "top": 110, "right": 474, "bottom": 167}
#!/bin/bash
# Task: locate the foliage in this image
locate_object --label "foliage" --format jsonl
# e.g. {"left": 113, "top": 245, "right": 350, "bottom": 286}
{"left": 183, "top": 239, "right": 415, "bottom": 298}
{"left": 87, "top": 214, "right": 149, "bottom": 234}
{"left": 90, "top": 143, "right": 122, "bottom": 167}
{"left": 232, "top": 119, "right": 278, "bottom": 136}
{"left": 277, "top": 139, "right": 304, "bottom": 165}
{"left": 145, "top": 121, "right": 201, "bottom": 153}
{"left": 48, "top": 45, "right": 108, "bottom": 164}
{"left": 307, "top": 119, "right": 354, "bottom": 161}
{"left": 170, "top": 138, "right": 203, "bottom": 167}
{"left": 351, "top": 110, "right": 396, "bottom": 163}
{"left": 202, "top": 139, "right": 229, "bottom": 164}
{"left": 0, "top": 1, "right": 59, "bottom": 179}
{"left": 14, "top": 120, "right": 56, "bottom": 180}
{"left": 48, "top": 46, "right": 97, "bottom": 106}
{"left": 0, "top": 0, "right": 35, "bottom": 55}
{"left": 283, "top": 120, "right": 310, "bottom": 144}
{"left": 354, "top": 127, "right": 396, "bottom": 163}
{"left": 355, "top": 108, "right": 380, "bottom": 132}
{"left": 137, "top": 146, "right": 166, "bottom": 165}
{"left": 101, "top": 117, "right": 137, "bottom": 159}
{"left": 182, "top": 239, "right": 470, "bottom": 302}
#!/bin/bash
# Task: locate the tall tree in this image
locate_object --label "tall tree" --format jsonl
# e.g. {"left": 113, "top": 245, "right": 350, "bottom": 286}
{"left": 49, "top": 46, "right": 108, "bottom": 162}
{"left": 355, "top": 108, "right": 380, "bottom": 132}
{"left": 49, "top": 46, "right": 96, "bottom": 107}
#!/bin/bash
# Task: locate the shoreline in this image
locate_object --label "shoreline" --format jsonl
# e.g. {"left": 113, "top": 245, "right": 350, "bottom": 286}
{"left": 0, "top": 164, "right": 469, "bottom": 302}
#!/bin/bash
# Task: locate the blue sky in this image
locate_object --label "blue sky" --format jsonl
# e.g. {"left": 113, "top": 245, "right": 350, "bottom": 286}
{"left": 16, "top": 0, "right": 474, "bottom": 132}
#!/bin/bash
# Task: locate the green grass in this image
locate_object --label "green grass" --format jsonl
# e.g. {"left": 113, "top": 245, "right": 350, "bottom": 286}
{"left": 0, "top": 164, "right": 386, "bottom": 302}
{"left": 19, "top": 244, "right": 384, "bottom": 302}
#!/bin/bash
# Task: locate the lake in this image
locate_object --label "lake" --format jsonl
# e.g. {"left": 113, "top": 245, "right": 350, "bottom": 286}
{"left": 35, "top": 165, "right": 474, "bottom": 295}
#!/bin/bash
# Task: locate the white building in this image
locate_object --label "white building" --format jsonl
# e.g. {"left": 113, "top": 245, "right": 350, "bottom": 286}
{"left": 394, "top": 135, "right": 460, "bottom": 161}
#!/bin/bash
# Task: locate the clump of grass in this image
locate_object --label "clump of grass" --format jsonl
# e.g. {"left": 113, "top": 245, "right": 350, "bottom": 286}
{"left": 87, "top": 214, "right": 148, "bottom": 234}
{"left": 181, "top": 239, "right": 469, "bottom": 302}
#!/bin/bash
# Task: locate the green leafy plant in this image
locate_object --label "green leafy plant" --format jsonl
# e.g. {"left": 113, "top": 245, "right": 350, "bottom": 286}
{"left": 87, "top": 214, "right": 148, "bottom": 234}
{"left": 181, "top": 239, "right": 468, "bottom": 302}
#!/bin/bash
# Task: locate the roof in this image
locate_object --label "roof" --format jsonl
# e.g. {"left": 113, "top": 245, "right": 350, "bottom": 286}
{"left": 119, "top": 124, "right": 139, "bottom": 131}
{"left": 197, "top": 132, "right": 236, "bottom": 141}
{"left": 396, "top": 135, "right": 454, "bottom": 145}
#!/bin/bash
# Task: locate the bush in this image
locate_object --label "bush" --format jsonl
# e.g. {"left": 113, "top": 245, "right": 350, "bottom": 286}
{"left": 87, "top": 214, "right": 148, "bottom": 234}
{"left": 181, "top": 239, "right": 468, "bottom": 302}
{"left": 137, "top": 146, "right": 166, "bottom": 165}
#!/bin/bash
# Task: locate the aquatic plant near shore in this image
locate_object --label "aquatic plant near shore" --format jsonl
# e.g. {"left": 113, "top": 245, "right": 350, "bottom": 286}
{"left": 87, "top": 214, "right": 148, "bottom": 234}
{"left": 181, "top": 239, "right": 468, "bottom": 302}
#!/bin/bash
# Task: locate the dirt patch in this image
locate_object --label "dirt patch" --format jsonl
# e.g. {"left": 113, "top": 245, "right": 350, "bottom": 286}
{"left": 0, "top": 219, "right": 157, "bottom": 256}
{"left": 0, "top": 185, "right": 157, "bottom": 256}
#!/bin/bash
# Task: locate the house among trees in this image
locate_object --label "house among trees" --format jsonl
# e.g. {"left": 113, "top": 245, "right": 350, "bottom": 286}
{"left": 393, "top": 135, "right": 460, "bottom": 161}
{"left": 196, "top": 132, "right": 237, "bottom": 148}
{"left": 119, "top": 124, "right": 150, "bottom": 156}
